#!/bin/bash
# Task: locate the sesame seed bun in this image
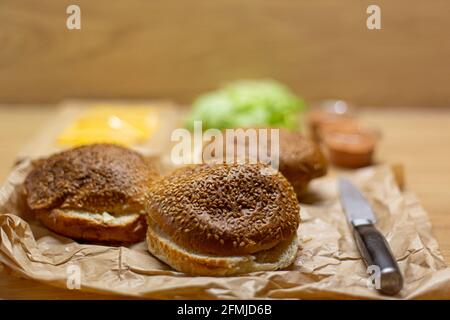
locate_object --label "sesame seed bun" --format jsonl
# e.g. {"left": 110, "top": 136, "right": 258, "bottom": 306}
{"left": 277, "top": 129, "right": 328, "bottom": 198}
{"left": 146, "top": 163, "right": 300, "bottom": 273}
{"left": 146, "top": 216, "right": 299, "bottom": 276}
{"left": 204, "top": 128, "right": 328, "bottom": 199}
{"left": 24, "top": 144, "right": 158, "bottom": 243}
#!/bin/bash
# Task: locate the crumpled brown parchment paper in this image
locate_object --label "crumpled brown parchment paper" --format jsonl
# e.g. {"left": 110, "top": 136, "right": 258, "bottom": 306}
{"left": 1, "top": 158, "right": 450, "bottom": 299}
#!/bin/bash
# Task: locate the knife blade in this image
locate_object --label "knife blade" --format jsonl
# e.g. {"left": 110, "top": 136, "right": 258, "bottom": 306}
{"left": 338, "top": 177, "right": 403, "bottom": 296}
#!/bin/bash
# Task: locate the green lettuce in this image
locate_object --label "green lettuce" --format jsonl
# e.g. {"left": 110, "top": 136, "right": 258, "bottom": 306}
{"left": 186, "top": 80, "right": 305, "bottom": 130}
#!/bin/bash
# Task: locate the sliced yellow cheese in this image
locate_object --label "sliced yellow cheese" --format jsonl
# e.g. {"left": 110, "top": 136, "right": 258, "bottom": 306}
{"left": 57, "top": 104, "right": 160, "bottom": 147}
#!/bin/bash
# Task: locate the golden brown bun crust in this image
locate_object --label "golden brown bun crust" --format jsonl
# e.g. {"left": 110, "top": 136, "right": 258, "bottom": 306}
{"left": 147, "top": 163, "right": 300, "bottom": 256}
{"left": 207, "top": 128, "right": 328, "bottom": 199}
{"left": 277, "top": 129, "right": 328, "bottom": 197}
{"left": 24, "top": 144, "right": 158, "bottom": 215}
{"left": 36, "top": 209, "right": 147, "bottom": 243}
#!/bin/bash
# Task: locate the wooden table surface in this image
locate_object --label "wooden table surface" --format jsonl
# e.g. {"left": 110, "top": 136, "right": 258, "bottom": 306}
{"left": 0, "top": 105, "right": 449, "bottom": 299}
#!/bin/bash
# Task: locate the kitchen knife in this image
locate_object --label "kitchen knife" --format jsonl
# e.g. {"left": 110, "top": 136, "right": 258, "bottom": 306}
{"left": 338, "top": 177, "right": 403, "bottom": 295}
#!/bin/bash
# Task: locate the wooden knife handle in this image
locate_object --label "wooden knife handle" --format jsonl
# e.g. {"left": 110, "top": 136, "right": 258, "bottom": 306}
{"left": 353, "top": 223, "right": 403, "bottom": 295}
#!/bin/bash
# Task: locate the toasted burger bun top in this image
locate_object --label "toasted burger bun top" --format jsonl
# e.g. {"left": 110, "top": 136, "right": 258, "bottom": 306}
{"left": 277, "top": 129, "right": 327, "bottom": 180}
{"left": 147, "top": 163, "right": 300, "bottom": 256}
{"left": 209, "top": 127, "right": 327, "bottom": 179}
{"left": 25, "top": 144, "right": 158, "bottom": 215}
{"left": 206, "top": 128, "right": 327, "bottom": 198}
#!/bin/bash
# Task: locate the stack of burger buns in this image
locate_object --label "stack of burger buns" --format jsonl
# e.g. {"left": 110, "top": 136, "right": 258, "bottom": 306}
{"left": 24, "top": 135, "right": 327, "bottom": 275}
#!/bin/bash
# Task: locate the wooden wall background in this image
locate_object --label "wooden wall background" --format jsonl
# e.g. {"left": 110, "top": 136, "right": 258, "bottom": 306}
{"left": 0, "top": 0, "right": 449, "bottom": 107}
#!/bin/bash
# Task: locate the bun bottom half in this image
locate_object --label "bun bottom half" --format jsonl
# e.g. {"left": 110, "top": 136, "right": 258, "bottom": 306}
{"left": 146, "top": 221, "right": 299, "bottom": 276}
{"left": 36, "top": 209, "right": 147, "bottom": 244}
